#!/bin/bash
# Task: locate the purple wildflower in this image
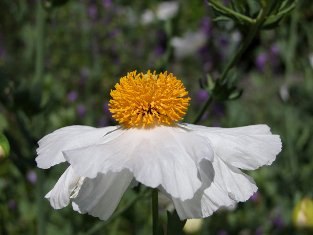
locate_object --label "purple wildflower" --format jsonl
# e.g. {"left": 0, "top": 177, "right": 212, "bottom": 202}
{"left": 250, "top": 191, "right": 260, "bottom": 202}
{"left": 102, "top": 0, "right": 112, "bottom": 8}
{"left": 76, "top": 104, "right": 87, "bottom": 118}
{"left": 219, "top": 36, "right": 229, "bottom": 47}
{"left": 155, "top": 45, "right": 165, "bottom": 56}
{"left": 26, "top": 170, "right": 37, "bottom": 184}
{"left": 212, "top": 103, "right": 224, "bottom": 118}
{"left": 80, "top": 67, "right": 90, "bottom": 85}
{"left": 256, "top": 52, "right": 268, "bottom": 71}
{"left": 67, "top": 90, "right": 78, "bottom": 102}
{"left": 103, "top": 102, "right": 110, "bottom": 114}
{"left": 201, "top": 17, "right": 212, "bottom": 37}
{"left": 88, "top": 5, "right": 98, "bottom": 20}
{"left": 196, "top": 90, "right": 209, "bottom": 103}
{"left": 272, "top": 214, "right": 284, "bottom": 228}
{"left": 270, "top": 44, "right": 280, "bottom": 56}
{"left": 8, "top": 200, "right": 17, "bottom": 210}
{"left": 255, "top": 227, "right": 263, "bottom": 235}
{"left": 217, "top": 230, "right": 229, "bottom": 235}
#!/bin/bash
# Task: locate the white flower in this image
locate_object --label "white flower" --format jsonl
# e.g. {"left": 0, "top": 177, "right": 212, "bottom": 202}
{"left": 141, "top": 10, "right": 155, "bottom": 25}
{"left": 155, "top": 1, "right": 179, "bottom": 21}
{"left": 141, "top": 1, "right": 179, "bottom": 24}
{"left": 36, "top": 71, "right": 282, "bottom": 220}
{"left": 171, "top": 31, "right": 207, "bottom": 59}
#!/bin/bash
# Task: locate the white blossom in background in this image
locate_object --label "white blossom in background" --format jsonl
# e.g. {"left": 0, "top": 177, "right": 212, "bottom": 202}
{"left": 171, "top": 31, "right": 207, "bottom": 59}
{"left": 156, "top": 1, "right": 179, "bottom": 21}
{"left": 279, "top": 84, "right": 290, "bottom": 102}
{"left": 141, "top": 10, "right": 155, "bottom": 25}
{"left": 141, "top": 1, "right": 179, "bottom": 24}
{"left": 309, "top": 53, "right": 313, "bottom": 68}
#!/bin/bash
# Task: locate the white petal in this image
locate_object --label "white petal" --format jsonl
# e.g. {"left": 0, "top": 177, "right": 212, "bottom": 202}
{"left": 45, "top": 166, "right": 82, "bottom": 209}
{"left": 209, "top": 156, "right": 257, "bottom": 202}
{"left": 64, "top": 126, "right": 214, "bottom": 200}
{"left": 173, "top": 156, "right": 257, "bottom": 219}
{"left": 72, "top": 169, "right": 133, "bottom": 220}
{"left": 36, "top": 125, "right": 119, "bottom": 169}
{"left": 172, "top": 159, "right": 235, "bottom": 219}
{"left": 183, "top": 124, "right": 282, "bottom": 170}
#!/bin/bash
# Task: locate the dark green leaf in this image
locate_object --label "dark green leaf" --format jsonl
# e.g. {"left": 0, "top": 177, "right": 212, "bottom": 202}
{"left": 166, "top": 211, "right": 186, "bottom": 235}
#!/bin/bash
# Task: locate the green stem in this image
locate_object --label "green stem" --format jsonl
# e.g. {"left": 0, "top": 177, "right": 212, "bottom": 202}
{"left": 192, "top": 96, "right": 213, "bottom": 124}
{"left": 35, "top": 1, "right": 46, "bottom": 235}
{"left": 193, "top": 4, "right": 270, "bottom": 124}
{"left": 35, "top": 0, "right": 45, "bottom": 84}
{"left": 36, "top": 170, "right": 45, "bottom": 235}
{"left": 220, "top": 7, "right": 268, "bottom": 82}
{"left": 284, "top": 3, "right": 299, "bottom": 190}
{"left": 285, "top": 4, "right": 299, "bottom": 76}
{"left": 152, "top": 188, "right": 159, "bottom": 235}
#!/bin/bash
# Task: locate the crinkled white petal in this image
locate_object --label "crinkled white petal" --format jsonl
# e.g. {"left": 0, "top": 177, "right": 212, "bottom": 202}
{"left": 209, "top": 156, "right": 257, "bottom": 202}
{"left": 171, "top": 124, "right": 277, "bottom": 219}
{"left": 72, "top": 169, "right": 133, "bottom": 221}
{"left": 64, "top": 126, "right": 214, "bottom": 201}
{"left": 172, "top": 156, "right": 257, "bottom": 219}
{"left": 36, "top": 125, "right": 119, "bottom": 169}
{"left": 45, "top": 166, "right": 82, "bottom": 209}
{"left": 183, "top": 124, "right": 282, "bottom": 170}
{"left": 172, "top": 159, "right": 235, "bottom": 219}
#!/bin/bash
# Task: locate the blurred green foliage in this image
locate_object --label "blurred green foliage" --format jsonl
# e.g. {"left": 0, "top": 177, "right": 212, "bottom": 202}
{"left": 0, "top": 0, "right": 313, "bottom": 234}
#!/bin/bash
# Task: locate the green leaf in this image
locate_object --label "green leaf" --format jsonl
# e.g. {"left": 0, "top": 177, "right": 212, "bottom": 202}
{"left": 208, "top": 0, "right": 254, "bottom": 25}
{"left": 262, "top": 0, "right": 296, "bottom": 29}
{"left": 228, "top": 89, "right": 243, "bottom": 100}
{"left": 212, "top": 15, "right": 233, "bottom": 22}
{"left": 166, "top": 211, "right": 186, "bottom": 235}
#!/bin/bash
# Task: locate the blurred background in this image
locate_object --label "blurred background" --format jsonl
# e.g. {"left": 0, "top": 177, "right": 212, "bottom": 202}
{"left": 0, "top": 0, "right": 313, "bottom": 234}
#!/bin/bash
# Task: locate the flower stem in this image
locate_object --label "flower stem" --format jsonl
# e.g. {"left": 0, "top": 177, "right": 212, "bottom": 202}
{"left": 152, "top": 188, "right": 159, "bottom": 235}
{"left": 194, "top": 3, "right": 270, "bottom": 124}
{"left": 35, "top": 1, "right": 46, "bottom": 235}
{"left": 220, "top": 6, "right": 268, "bottom": 83}
{"left": 192, "top": 96, "right": 213, "bottom": 124}
{"left": 35, "top": 0, "right": 45, "bottom": 84}
{"left": 36, "top": 170, "right": 45, "bottom": 235}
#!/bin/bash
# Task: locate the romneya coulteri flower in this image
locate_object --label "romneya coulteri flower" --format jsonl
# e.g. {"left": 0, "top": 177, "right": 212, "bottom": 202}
{"left": 36, "top": 71, "right": 282, "bottom": 220}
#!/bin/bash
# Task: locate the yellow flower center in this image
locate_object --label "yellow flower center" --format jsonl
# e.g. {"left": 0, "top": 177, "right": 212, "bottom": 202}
{"left": 109, "top": 70, "right": 190, "bottom": 128}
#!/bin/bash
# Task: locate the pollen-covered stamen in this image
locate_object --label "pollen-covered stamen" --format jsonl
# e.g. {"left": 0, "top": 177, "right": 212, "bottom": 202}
{"left": 109, "top": 70, "right": 191, "bottom": 128}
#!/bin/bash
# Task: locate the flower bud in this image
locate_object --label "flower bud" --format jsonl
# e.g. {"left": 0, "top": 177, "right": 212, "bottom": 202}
{"left": 183, "top": 219, "right": 203, "bottom": 234}
{"left": 0, "top": 133, "right": 10, "bottom": 159}
{"left": 293, "top": 198, "right": 313, "bottom": 228}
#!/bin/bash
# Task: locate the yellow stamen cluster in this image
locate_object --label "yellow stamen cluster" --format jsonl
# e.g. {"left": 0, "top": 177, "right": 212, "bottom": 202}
{"left": 109, "top": 70, "right": 190, "bottom": 128}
